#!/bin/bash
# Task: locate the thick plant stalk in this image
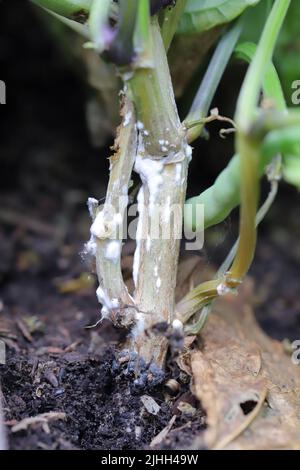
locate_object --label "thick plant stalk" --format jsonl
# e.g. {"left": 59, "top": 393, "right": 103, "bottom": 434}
{"left": 89, "top": 99, "right": 137, "bottom": 326}
{"left": 131, "top": 150, "right": 189, "bottom": 365}
{"left": 126, "top": 19, "right": 190, "bottom": 366}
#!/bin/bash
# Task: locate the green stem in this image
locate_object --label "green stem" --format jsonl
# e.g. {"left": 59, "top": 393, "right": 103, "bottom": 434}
{"left": 127, "top": 18, "right": 182, "bottom": 156}
{"left": 184, "top": 18, "right": 243, "bottom": 143}
{"left": 160, "top": 0, "right": 188, "bottom": 51}
{"left": 31, "top": 0, "right": 92, "bottom": 22}
{"left": 236, "top": 0, "right": 291, "bottom": 128}
{"left": 230, "top": 0, "right": 290, "bottom": 281}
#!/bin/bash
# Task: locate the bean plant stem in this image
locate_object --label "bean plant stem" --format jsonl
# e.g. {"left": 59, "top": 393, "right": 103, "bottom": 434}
{"left": 185, "top": 18, "right": 243, "bottom": 143}
{"left": 126, "top": 18, "right": 189, "bottom": 366}
{"left": 231, "top": 0, "right": 290, "bottom": 281}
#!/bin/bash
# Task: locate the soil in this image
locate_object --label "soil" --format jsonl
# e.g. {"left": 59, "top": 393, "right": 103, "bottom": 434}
{"left": 1, "top": 0, "right": 300, "bottom": 451}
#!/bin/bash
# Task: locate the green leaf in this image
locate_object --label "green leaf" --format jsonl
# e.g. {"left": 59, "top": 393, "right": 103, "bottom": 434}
{"left": 235, "top": 42, "right": 286, "bottom": 111}
{"left": 283, "top": 154, "right": 300, "bottom": 190}
{"left": 177, "top": 0, "right": 261, "bottom": 34}
{"left": 275, "top": 1, "right": 300, "bottom": 105}
{"left": 31, "top": 0, "right": 92, "bottom": 22}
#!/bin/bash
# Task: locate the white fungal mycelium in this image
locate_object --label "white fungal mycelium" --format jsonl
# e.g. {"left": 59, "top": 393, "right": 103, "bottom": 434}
{"left": 185, "top": 144, "right": 193, "bottom": 161}
{"left": 114, "top": 212, "right": 123, "bottom": 225}
{"left": 130, "top": 310, "right": 145, "bottom": 341}
{"left": 87, "top": 197, "right": 98, "bottom": 219}
{"left": 172, "top": 319, "right": 183, "bottom": 332}
{"left": 217, "top": 283, "right": 231, "bottom": 296}
{"left": 175, "top": 163, "right": 182, "bottom": 184}
{"left": 163, "top": 196, "right": 171, "bottom": 223}
{"left": 135, "top": 154, "right": 163, "bottom": 214}
{"left": 90, "top": 211, "right": 106, "bottom": 238}
{"left": 105, "top": 240, "right": 122, "bottom": 262}
{"left": 123, "top": 110, "right": 132, "bottom": 127}
{"left": 136, "top": 121, "right": 144, "bottom": 131}
{"left": 96, "top": 286, "right": 119, "bottom": 318}
{"left": 158, "top": 139, "right": 170, "bottom": 153}
{"left": 146, "top": 235, "right": 151, "bottom": 252}
{"left": 133, "top": 187, "right": 144, "bottom": 287}
{"left": 91, "top": 211, "right": 122, "bottom": 240}
{"left": 156, "top": 277, "right": 161, "bottom": 289}
{"left": 84, "top": 236, "right": 97, "bottom": 257}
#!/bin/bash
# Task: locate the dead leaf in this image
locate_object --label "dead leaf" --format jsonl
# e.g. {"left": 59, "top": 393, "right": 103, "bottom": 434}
{"left": 11, "top": 412, "right": 66, "bottom": 434}
{"left": 187, "top": 280, "right": 300, "bottom": 450}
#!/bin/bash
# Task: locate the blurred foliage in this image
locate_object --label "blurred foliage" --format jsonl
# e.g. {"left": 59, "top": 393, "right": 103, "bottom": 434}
{"left": 177, "top": 0, "right": 260, "bottom": 34}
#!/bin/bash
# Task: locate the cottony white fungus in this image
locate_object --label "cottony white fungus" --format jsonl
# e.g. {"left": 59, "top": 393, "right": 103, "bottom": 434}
{"left": 84, "top": 236, "right": 97, "bottom": 257}
{"left": 163, "top": 196, "right": 171, "bottom": 223}
{"left": 136, "top": 121, "right": 144, "bottom": 130}
{"left": 146, "top": 235, "right": 151, "bottom": 252}
{"left": 217, "top": 283, "right": 231, "bottom": 296}
{"left": 185, "top": 144, "right": 193, "bottom": 161}
{"left": 172, "top": 319, "right": 183, "bottom": 331}
{"left": 175, "top": 163, "right": 182, "bottom": 184}
{"left": 91, "top": 211, "right": 122, "bottom": 239}
{"left": 87, "top": 197, "right": 98, "bottom": 218}
{"left": 123, "top": 111, "right": 132, "bottom": 127}
{"left": 105, "top": 240, "right": 121, "bottom": 262}
{"left": 96, "top": 286, "right": 119, "bottom": 318}
{"left": 135, "top": 154, "right": 163, "bottom": 213}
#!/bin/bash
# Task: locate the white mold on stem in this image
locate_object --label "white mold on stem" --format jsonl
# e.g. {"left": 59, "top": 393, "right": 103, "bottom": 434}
{"left": 105, "top": 240, "right": 122, "bottom": 262}
{"left": 134, "top": 154, "right": 163, "bottom": 214}
{"left": 172, "top": 319, "right": 183, "bottom": 332}
{"left": 123, "top": 111, "right": 132, "bottom": 127}
{"left": 217, "top": 282, "right": 231, "bottom": 296}
{"left": 185, "top": 144, "right": 193, "bottom": 162}
{"left": 87, "top": 197, "right": 99, "bottom": 219}
{"left": 175, "top": 163, "right": 182, "bottom": 184}
{"left": 84, "top": 236, "right": 97, "bottom": 257}
{"left": 96, "top": 286, "right": 120, "bottom": 318}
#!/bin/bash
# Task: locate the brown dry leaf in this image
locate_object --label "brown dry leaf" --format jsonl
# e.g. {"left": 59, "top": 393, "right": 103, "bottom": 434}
{"left": 185, "top": 279, "right": 300, "bottom": 450}
{"left": 11, "top": 412, "right": 66, "bottom": 434}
